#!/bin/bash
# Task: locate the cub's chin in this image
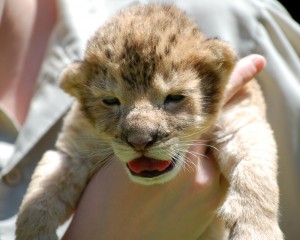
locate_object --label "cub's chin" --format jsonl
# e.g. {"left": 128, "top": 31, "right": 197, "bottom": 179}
{"left": 125, "top": 155, "right": 183, "bottom": 185}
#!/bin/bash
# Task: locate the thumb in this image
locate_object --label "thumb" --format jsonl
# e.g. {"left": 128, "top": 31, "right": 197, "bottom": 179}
{"left": 223, "top": 54, "right": 266, "bottom": 104}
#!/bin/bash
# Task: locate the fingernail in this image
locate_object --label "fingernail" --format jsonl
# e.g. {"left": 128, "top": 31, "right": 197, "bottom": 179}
{"left": 249, "top": 54, "right": 266, "bottom": 67}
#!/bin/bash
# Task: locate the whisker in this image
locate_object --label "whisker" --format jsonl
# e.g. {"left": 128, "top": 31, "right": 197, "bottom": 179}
{"left": 78, "top": 148, "right": 114, "bottom": 159}
{"left": 179, "top": 137, "right": 220, "bottom": 152}
{"left": 78, "top": 139, "right": 109, "bottom": 147}
{"left": 187, "top": 150, "right": 208, "bottom": 160}
{"left": 179, "top": 142, "right": 220, "bottom": 152}
{"left": 179, "top": 124, "right": 213, "bottom": 140}
{"left": 179, "top": 130, "right": 203, "bottom": 140}
{"left": 180, "top": 139, "right": 209, "bottom": 143}
{"left": 89, "top": 153, "right": 115, "bottom": 176}
{"left": 182, "top": 155, "right": 196, "bottom": 173}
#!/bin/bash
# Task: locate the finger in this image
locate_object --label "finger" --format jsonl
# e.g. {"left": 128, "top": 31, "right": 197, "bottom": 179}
{"left": 223, "top": 54, "right": 266, "bottom": 104}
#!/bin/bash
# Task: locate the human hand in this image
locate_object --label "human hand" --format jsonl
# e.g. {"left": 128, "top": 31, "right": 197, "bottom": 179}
{"left": 62, "top": 54, "right": 266, "bottom": 240}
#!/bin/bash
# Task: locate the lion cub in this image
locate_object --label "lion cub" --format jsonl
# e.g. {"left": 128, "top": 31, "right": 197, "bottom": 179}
{"left": 16, "top": 3, "right": 283, "bottom": 240}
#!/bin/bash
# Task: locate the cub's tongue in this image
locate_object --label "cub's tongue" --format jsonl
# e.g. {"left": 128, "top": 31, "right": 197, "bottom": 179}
{"left": 128, "top": 157, "right": 171, "bottom": 174}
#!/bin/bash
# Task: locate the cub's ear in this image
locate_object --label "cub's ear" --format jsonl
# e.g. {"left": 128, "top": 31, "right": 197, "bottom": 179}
{"left": 202, "top": 38, "right": 237, "bottom": 82}
{"left": 59, "top": 61, "right": 87, "bottom": 98}
{"left": 193, "top": 38, "right": 237, "bottom": 115}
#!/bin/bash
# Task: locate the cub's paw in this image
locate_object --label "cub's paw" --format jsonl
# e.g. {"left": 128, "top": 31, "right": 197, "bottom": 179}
{"left": 16, "top": 232, "right": 58, "bottom": 240}
{"left": 218, "top": 193, "right": 243, "bottom": 229}
{"left": 16, "top": 223, "right": 58, "bottom": 240}
{"left": 219, "top": 194, "right": 284, "bottom": 240}
{"left": 229, "top": 222, "right": 284, "bottom": 240}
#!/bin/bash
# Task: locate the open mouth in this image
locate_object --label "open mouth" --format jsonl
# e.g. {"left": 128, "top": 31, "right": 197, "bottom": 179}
{"left": 126, "top": 155, "right": 178, "bottom": 178}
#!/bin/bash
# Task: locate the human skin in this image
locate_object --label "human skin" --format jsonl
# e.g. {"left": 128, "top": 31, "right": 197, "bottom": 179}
{"left": 0, "top": 0, "right": 57, "bottom": 126}
{"left": 63, "top": 55, "right": 266, "bottom": 240}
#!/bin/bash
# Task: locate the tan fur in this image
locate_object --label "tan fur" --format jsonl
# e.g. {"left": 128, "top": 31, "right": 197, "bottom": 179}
{"left": 16, "top": 4, "right": 283, "bottom": 239}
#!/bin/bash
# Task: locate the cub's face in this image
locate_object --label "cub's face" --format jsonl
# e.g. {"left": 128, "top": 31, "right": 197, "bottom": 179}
{"left": 84, "top": 65, "right": 208, "bottom": 184}
{"left": 60, "top": 4, "right": 236, "bottom": 184}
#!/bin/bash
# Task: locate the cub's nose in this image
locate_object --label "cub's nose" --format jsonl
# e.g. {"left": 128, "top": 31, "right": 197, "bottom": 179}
{"left": 126, "top": 134, "right": 157, "bottom": 151}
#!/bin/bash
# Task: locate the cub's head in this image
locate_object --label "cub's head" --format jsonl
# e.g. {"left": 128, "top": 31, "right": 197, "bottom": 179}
{"left": 60, "top": 4, "right": 236, "bottom": 184}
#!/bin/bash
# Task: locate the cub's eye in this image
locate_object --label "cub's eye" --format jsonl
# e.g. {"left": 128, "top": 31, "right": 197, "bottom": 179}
{"left": 164, "top": 94, "right": 185, "bottom": 104}
{"left": 102, "top": 97, "right": 120, "bottom": 106}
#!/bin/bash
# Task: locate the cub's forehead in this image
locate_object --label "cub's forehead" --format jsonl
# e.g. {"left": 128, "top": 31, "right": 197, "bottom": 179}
{"left": 150, "top": 69, "right": 200, "bottom": 93}
{"left": 87, "top": 63, "right": 201, "bottom": 103}
{"left": 85, "top": 33, "right": 205, "bottom": 93}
